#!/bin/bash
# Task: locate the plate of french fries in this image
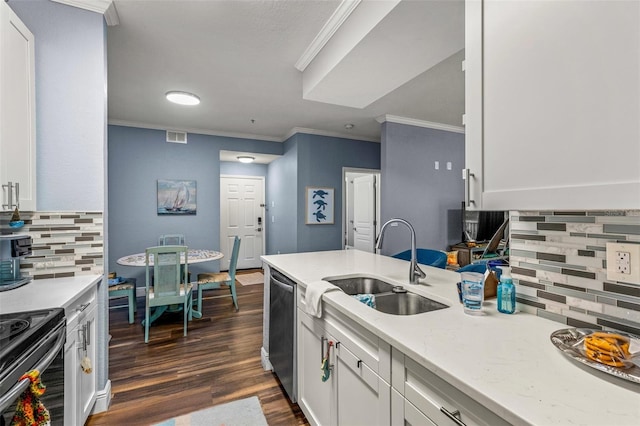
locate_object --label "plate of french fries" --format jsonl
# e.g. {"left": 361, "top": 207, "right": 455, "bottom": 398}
{"left": 551, "top": 328, "right": 640, "bottom": 384}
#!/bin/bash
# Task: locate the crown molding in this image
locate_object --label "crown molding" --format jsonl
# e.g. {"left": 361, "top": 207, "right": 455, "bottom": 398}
{"left": 376, "top": 114, "right": 465, "bottom": 134}
{"left": 50, "top": 0, "right": 119, "bottom": 26}
{"left": 294, "top": 0, "right": 361, "bottom": 72}
{"left": 108, "top": 120, "right": 380, "bottom": 144}
{"left": 107, "top": 120, "right": 284, "bottom": 143}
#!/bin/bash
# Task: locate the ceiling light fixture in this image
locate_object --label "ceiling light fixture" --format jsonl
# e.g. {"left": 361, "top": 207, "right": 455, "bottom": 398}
{"left": 344, "top": 123, "right": 354, "bottom": 130}
{"left": 165, "top": 91, "right": 200, "bottom": 106}
{"left": 237, "top": 156, "right": 255, "bottom": 163}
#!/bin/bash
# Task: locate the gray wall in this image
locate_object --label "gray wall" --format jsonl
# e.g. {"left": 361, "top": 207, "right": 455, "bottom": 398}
{"left": 266, "top": 138, "right": 298, "bottom": 254}
{"left": 108, "top": 125, "right": 282, "bottom": 282}
{"left": 265, "top": 134, "right": 381, "bottom": 254}
{"left": 380, "top": 122, "right": 464, "bottom": 255}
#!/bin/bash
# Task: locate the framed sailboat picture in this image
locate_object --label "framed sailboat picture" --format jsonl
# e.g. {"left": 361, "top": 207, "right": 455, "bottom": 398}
{"left": 157, "top": 179, "right": 197, "bottom": 215}
{"left": 305, "top": 187, "right": 334, "bottom": 224}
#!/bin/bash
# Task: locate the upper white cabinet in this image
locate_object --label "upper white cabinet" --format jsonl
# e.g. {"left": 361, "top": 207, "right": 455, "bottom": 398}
{"left": 464, "top": 0, "right": 640, "bottom": 210}
{"left": 0, "top": 1, "right": 36, "bottom": 212}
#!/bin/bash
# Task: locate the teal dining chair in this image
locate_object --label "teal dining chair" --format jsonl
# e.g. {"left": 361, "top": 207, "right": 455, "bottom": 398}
{"left": 144, "top": 245, "right": 192, "bottom": 343}
{"left": 196, "top": 236, "right": 241, "bottom": 312}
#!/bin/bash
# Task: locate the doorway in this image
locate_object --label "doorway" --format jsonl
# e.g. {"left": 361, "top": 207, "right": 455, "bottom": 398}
{"left": 342, "top": 168, "right": 381, "bottom": 252}
{"left": 220, "top": 175, "right": 265, "bottom": 270}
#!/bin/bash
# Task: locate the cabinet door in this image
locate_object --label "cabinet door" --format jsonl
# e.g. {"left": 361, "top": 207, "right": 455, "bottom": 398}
{"left": 467, "top": 0, "right": 640, "bottom": 210}
{"left": 0, "top": 1, "right": 36, "bottom": 211}
{"left": 335, "top": 342, "right": 390, "bottom": 426}
{"left": 63, "top": 327, "right": 78, "bottom": 426}
{"left": 78, "top": 305, "right": 97, "bottom": 423}
{"left": 297, "top": 309, "right": 335, "bottom": 426}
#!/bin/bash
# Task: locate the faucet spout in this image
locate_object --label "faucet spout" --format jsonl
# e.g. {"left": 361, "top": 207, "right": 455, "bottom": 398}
{"left": 375, "top": 218, "right": 426, "bottom": 284}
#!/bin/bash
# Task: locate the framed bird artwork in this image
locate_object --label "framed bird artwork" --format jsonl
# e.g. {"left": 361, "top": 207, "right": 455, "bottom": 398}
{"left": 305, "top": 187, "right": 334, "bottom": 224}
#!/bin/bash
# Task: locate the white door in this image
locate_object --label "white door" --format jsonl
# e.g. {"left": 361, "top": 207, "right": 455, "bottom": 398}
{"left": 353, "top": 175, "right": 376, "bottom": 253}
{"left": 220, "top": 176, "right": 264, "bottom": 270}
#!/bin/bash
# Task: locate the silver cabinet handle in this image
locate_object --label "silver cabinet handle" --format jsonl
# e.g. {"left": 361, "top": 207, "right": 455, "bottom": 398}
{"left": 462, "top": 169, "right": 475, "bottom": 207}
{"left": 440, "top": 407, "right": 466, "bottom": 426}
{"left": 3, "top": 181, "right": 13, "bottom": 210}
{"left": 76, "top": 303, "right": 90, "bottom": 313}
{"left": 14, "top": 182, "right": 19, "bottom": 209}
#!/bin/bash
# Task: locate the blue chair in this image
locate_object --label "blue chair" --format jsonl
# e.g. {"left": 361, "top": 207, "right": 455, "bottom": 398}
{"left": 196, "top": 236, "right": 241, "bottom": 312}
{"left": 392, "top": 248, "right": 448, "bottom": 269}
{"left": 144, "top": 245, "right": 192, "bottom": 343}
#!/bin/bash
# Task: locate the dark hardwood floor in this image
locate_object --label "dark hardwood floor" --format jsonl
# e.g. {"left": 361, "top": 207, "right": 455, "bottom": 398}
{"left": 87, "top": 270, "right": 308, "bottom": 426}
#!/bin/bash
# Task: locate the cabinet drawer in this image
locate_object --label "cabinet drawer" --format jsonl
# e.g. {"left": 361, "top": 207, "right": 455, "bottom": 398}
{"left": 336, "top": 341, "right": 379, "bottom": 392}
{"left": 65, "top": 288, "right": 96, "bottom": 330}
{"left": 400, "top": 356, "right": 510, "bottom": 426}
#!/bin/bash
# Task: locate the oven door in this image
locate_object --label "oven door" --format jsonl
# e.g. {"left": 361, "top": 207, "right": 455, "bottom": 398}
{"left": 0, "top": 322, "right": 65, "bottom": 426}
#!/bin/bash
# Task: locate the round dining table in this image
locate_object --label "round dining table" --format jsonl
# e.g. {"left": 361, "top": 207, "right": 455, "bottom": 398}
{"left": 116, "top": 248, "right": 223, "bottom": 267}
{"left": 116, "top": 249, "right": 223, "bottom": 322}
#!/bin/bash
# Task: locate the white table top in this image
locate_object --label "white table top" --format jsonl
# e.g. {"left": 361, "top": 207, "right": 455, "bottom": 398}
{"left": 116, "top": 249, "right": 223, "bottom": 267}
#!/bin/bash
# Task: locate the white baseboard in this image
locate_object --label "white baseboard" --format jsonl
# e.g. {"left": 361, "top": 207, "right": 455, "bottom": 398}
{"left": 91, "top": 379, "right": 111, "bottom": 414}
{"left": 261, "top": 347, "right": 273, "bottom": 371}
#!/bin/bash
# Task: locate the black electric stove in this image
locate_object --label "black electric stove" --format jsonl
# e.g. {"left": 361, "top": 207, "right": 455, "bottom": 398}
{"left": 0, "top": 308, "right": 65, "bottom": 382}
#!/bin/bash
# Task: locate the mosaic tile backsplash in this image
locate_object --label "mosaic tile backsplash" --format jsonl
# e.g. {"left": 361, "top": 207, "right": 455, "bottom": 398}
{"left": 0, "top": 211, "right": 104, "bottom": 279}
{"left": 510, "top": 210, "right": 640, "bottom": 337}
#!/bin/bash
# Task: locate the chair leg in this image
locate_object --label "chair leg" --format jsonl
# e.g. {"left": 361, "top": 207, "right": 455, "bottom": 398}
{"left": 144, "top": 303, "right": 150, "bottom": 343}
{"left": 229, "top": 280, "right": 239, "bottom": 311}
{"left": 197, "top": 285, "right": 203, "bottom": 313}
{"left": 127, "top": 289, "right": 135, "bottom": 324}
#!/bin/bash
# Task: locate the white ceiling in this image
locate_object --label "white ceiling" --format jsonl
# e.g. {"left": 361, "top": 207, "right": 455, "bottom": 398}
{"left": 105, "top": 0, "right": 464, "bottom": 143}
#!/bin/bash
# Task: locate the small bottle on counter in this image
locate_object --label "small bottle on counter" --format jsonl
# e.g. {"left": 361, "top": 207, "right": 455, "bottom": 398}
{"left": 497, "top": 266, "right": 515, "bottom": 314}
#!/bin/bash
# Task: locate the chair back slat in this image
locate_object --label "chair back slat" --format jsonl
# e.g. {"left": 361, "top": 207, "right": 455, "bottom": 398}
{"left": 228, "top": 236, "right": 241, "bottom": 279}
{"left": 146, "top": 245, "right": 188, "bottom": 302}
{"left": 159, "top": 234, "right": 185, "bottom": 246}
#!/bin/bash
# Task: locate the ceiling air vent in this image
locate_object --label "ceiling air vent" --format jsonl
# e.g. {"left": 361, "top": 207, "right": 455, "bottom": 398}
{"left": 166, "top": 130, "right": 187, "bottom": 144}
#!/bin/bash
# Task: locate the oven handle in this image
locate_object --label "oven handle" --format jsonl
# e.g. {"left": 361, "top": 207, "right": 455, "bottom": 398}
{"left": 0, "top": 325, "right": 66, "bottom": 412}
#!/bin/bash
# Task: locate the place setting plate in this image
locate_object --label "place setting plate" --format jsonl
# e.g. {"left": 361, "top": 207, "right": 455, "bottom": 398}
{"left": 550, "top": 328, "right": 640, "bottom": 384}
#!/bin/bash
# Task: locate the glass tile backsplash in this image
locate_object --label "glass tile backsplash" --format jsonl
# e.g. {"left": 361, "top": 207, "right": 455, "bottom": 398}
{"left": 510, "top": 210, "right": 640, "bottom": 337}
{"left": 0, "top": 211, "right": 103, "bottom": 279}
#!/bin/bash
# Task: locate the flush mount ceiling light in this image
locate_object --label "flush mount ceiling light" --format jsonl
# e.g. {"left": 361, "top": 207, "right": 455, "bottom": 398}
{"left": 237, "top": 156, "right": 255, "bottom": 163}
{"left": 344, "top": 123, "right": 354, "bottom": 130}
{"left": 165, "top": 91, "right": 200, "bottom": 106}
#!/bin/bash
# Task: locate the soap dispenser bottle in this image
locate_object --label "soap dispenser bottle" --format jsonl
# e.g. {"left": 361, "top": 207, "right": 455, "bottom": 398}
{"left": 497, "top": 266, "right": 516, "bottom": 314}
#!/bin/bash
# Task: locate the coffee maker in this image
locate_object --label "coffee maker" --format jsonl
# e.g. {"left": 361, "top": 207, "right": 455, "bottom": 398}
{"left": 0, "top": 234, "right": 32, "bottom": 291}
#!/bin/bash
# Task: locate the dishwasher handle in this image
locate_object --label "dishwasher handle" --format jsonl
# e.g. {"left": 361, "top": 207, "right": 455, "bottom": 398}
{"left": 271, "top": 274, "right": 294, "bottom": 293}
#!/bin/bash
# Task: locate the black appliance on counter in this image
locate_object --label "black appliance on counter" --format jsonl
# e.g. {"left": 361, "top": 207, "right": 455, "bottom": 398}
{"left": 0, "top": 308, "right": 65, "bottom": 426}
{"left": 0, "top": 234, "right": 33, "bottom": 291}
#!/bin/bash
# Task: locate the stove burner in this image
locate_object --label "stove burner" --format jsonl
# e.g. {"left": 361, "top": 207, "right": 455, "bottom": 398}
{"left": 0, "top": 318, "right": 30, "bottom": 341}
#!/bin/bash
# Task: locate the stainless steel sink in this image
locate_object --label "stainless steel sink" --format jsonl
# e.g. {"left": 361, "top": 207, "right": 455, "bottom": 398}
{"left": 373, "top": 292, "right": 448, "bottom": 315}
{"left": 325, "top": 275, "right": 449, "bottom": 315}
{"left": 325, "top": 276, "right": 396, "bottom": 295}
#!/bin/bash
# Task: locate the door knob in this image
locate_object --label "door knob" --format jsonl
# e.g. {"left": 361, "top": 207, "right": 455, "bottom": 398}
{"left": 256, "top": 227, "right": 262, "bottom": 232}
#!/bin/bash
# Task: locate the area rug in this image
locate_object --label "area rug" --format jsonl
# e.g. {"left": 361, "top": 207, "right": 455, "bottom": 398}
{"left": 153, "top": 396, "right": 268, "bottom": 426}
{"left": 236, "top": 272, "right": 264, "bottom": 286}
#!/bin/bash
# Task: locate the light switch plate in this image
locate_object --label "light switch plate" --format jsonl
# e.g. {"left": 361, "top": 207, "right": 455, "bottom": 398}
{"left": 606, "top": 242, "right": 640, "bottom": 284}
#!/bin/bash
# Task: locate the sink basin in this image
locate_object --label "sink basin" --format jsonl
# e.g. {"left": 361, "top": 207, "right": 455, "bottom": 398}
{"left": 325, "top": 276, "right": 396, "bottom": 295}
{"left": 374, "top": 292, "right": 448, "bottom": 315}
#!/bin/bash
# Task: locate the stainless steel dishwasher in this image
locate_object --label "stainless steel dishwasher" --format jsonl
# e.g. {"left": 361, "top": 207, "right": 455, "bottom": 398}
{"left": 269, "top": 268, "right": 297, "bottom": 402}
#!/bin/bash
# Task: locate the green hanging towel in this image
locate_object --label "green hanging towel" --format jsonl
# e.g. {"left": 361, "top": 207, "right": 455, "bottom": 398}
{"left": 320, "top": 340, "right": 333, "bottom": 382}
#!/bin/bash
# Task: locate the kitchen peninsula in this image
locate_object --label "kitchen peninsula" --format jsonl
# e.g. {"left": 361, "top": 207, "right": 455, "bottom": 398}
{"left": 261, "top": 250, "right": 639, "bottom": 426}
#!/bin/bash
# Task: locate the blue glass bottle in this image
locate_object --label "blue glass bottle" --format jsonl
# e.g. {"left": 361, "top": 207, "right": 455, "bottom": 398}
{"left": 497, "top": 266, "right": 516, "bottom": 314}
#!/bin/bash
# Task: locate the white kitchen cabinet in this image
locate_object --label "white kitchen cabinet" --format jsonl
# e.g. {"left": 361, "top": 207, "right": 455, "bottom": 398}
{"left": 391, "top": 348, "right": 509, "bottom": 426}
{"left": 297, "top": 286, "right": 391, "bottom": 426}
{"left": 64, "top": 285, "right": 97, "bottom": 426}
{"left": 0, "top": 1, "right": 36, "bottom": 212}
{"left": 297, "top": 309, "right": 335, "bottom": 426}
{"left": 464, "top": 0, "right": 640, "bottom": 210}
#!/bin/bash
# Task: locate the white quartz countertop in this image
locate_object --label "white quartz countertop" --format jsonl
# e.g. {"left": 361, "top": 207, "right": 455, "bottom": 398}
{"left": 0, "top": 275, "right": 102, "bottom": 314}
{"left": 262, "top": 250, "right": 640, "bottom": 426}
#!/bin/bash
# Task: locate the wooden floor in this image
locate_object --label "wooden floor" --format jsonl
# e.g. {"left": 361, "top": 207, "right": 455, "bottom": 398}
{"left": 87, "top": 270, "right": 308, "bottom": 426}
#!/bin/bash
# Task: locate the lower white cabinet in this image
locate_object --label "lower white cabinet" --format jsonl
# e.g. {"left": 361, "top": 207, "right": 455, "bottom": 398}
{"left": 297, "top": 288, "right": 391, "bottom": 426}
{"left": 391, "top": 349, "right": 509, "bottom": 426}
{"left": 64, "top": 286, "right": 97, "bottom": 426}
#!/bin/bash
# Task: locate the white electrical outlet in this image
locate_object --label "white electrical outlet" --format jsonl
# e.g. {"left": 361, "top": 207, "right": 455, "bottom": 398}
{"left": 606, "top": 243, "right": 640, "bottom": 284}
